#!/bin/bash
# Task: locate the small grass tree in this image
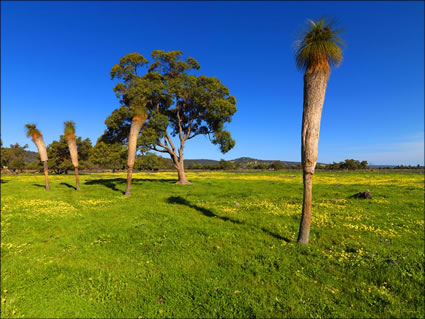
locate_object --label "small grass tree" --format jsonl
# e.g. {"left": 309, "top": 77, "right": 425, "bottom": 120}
{"left": 25, "top": 124, "right": 50, "bottom": 190}
{"left": 294, "top": 19, "right": 344, "bottom": 244}
{"left": 64, "top": 121, "right": 80, "bottom": 190}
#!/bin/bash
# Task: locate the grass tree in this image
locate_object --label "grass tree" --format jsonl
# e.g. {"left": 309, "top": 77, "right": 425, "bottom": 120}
{"left": 64, "top": 121, "right": 80, "bottom": 190}
{"left": 294, "top": 19, "right": 344, "bottom": 244}
{"left": 109, "top": 53, "right": 151, "bottom": 196}
{"left": 125, "top": 106, "right": 148, "bottom": 196}
{"left": 25, "top": 124, "right": 50, "bottom": 190}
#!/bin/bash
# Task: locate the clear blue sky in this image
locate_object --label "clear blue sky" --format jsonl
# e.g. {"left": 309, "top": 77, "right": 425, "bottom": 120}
{"left": 1, "top": 1, "right": 424, "bottom": 165}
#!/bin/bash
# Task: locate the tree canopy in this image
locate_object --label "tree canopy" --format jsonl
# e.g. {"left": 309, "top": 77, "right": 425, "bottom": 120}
{"left": 101, "top": 50, "right": 237, "bottom": 182}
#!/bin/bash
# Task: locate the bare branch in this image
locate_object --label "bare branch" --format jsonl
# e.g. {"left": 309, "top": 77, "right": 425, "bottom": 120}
{"left": 164, "top": 132, "right": 177, "bottom": 154}
{"left": 187, "top": 129, "right": 213, "bottom": 140}
{"left": 183, "top": 118, "right": 195, "bottom": 142}
{"left": 176, "top": 108, "right": 184, "bottom": 142}
{"left": 151, "top": 145, "right": 169, "bottom": 154}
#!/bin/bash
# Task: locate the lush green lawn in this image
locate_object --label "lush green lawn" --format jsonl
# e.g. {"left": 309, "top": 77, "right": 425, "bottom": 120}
{"left": 1, "top": 171, "right": 424, "bottom": 318}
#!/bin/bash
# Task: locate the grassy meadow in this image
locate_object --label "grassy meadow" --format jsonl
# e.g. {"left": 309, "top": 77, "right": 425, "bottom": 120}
{"left": 1, "top": 171, "right": 424, "bottom": 318}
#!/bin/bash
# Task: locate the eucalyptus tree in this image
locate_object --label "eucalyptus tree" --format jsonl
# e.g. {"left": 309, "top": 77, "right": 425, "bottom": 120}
{"left": 103, "top": 50, "right": 237, "bottom": 186}
{"left": 64, "top": 121, "right": 80, "bottom": 190}
{"left": 25, "top": 124, "right": 50, "bottom": 190}
{"left": 294, "top": 19, "right": 344, "bottom": 244}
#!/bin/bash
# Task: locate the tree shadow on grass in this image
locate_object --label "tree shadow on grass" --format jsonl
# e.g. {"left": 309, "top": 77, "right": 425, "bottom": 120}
{"left": 167, "top": 196, "right": 291, "bottom": 243}
{"left": 168, "top": 196, "right": 244, "bottom": 224}
{"left": 1, "top": 180, "right": 8, "bottom": 184}
{"left": 60, "top": 182, "right": 76, "bottom": 190}
{"left": 85, "top": 178, "right": 176, "bottom": 194}
{"left": 32, "top": 183, "right": 46, "bottom": 188}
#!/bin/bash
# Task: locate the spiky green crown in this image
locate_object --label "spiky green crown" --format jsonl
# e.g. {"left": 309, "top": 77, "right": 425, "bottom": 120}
{"left": 64, "top": 121, "right": 76, "bottom": 138}
{"left": 295, "top": 19, "right": 344, "bottom": 72}
{"left": 130, "top": 97, "right": 148, "bottom": 118}
{"left": 25, "top": 123, "right": 41, "bottom": 138}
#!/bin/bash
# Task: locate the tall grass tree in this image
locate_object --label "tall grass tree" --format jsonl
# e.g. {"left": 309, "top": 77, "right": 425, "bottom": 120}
{"left": 109, "top": 53, "right": 151, "bottom": 196}
{"left": 64, "top": 121, "right": 80, "bottom": 190}
{"left": 25, "top": 124, "right": 50, "bottom": 190}
{"left": 294, "top": 19, "right": 344, "bottom": 244}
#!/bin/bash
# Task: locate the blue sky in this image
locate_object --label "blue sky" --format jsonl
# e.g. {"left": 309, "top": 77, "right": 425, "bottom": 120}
{"left": 1, "top": 1, "right": 424, "bottom": 165}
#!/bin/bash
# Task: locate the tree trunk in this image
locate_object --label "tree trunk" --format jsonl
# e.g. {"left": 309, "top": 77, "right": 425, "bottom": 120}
{"left": 125, "top": 115, "right": 147, "bottom": 197}
{"left": 67, "top": 137, "right": 79, "bottom": 167}
{"left": 34, "top": 136, "right": 48, "bottom": 162}
{"left": 297, "top": 71, "right": 329, "bottom": 244}
{"left": 176, "top": 163, "right": 191, "bottom": 184}
{"left": 43, "top": 161, "right": 50, "bottom": 191}
{"left": 297, "top": 172, "right": 313, "bottom": 244}
{"left": 75, "top": 167, "right": 80, "bottom": 190}
{"left": 66, "top": 138, "right": 80, "bottom": 190}
{"left": 125, "top": 166, "right": 133, "bottom": 196}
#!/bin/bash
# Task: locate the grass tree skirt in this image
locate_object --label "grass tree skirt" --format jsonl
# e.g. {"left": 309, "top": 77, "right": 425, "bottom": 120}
{"left": 34, "top": 136, "right": 48, "bottom": 162}
{"left": 67, "top": 137, "right": 79, "bottom": 168}
{"left": 125, "top": 115, "right": 147, "bottom": 196}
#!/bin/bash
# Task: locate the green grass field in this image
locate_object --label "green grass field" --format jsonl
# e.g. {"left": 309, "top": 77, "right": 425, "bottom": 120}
{"left": 1, "top": 171, "right": 424, "bottom": 318}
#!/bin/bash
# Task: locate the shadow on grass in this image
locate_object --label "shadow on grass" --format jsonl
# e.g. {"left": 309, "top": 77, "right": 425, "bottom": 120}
{"left": 60, "top": 182, "right": 76, "bottom": 190}
{"left": 168, "top": 196, "right": 244, "bottom": 224}
{"left": 32, "top": 183, "right": 46, "bottom": 188}
{"left": 84, "top": 178, "right": 176, "bottom": 194}
{"left": 167, "top": 196, "right": 291, "bottom": 243}
{"left": 1, "top": 180, "right": 7, "bottom": 184}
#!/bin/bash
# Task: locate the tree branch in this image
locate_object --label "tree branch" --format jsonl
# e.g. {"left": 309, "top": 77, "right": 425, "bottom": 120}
{"left": 187, "top": 129, "right": 213, "bottom": 140}
{"left": 157, "top": 139, "right": 173, "bottom": 155}
{"left": 183, "top": 117, "right": 195, "bottom": 142}
{"left": 150, "top": 145, "right": 169, "bottom": 154}
{"left": 176, "top": 108, "right": 184, "bottom": 143}
{"left": 164, "top": 132, "right": 177, "bottom": 154}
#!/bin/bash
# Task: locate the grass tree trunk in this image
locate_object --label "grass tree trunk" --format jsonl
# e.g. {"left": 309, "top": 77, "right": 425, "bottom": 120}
{"left": 297, "top": 71, "right": 329, "bottom": 244}
{"left": 43, "top": 161, "right": 50, "bottom": 191}
{"left": 67, "top": 137, "right": 80, "bottom": 190}
{"left": 125, "top": 115, "right": 147, "bottom": 197}
{"left": 74, "top": 167, "right": 80, "bottom": 190}
{"left": 33, "top": 136, "right": 49, "bottom": 191}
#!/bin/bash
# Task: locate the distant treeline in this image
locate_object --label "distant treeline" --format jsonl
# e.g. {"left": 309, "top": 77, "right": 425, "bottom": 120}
{"left": 1, "top": 141, "right": 423, "bottom": 173}
{"left": 393, "top": 164, "right": 424, "bottom": 169}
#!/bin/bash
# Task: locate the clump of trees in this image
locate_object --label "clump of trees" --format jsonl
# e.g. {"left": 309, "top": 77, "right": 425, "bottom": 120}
{"left": 393, "top": 164, "right": 424, "bottom": 169}
{"left": 134, "top": 152, "right": 172, "bottom": 171}
{"left": 89, "top": 141, "right": 127, "bottom": 172}
{"left": 324, "top": 159, "right": 368, "bottom": 170}
{"left": 47, "top": 135, "right": 93, "bottom": 174}
{"left": 101, "top": 50, "right": 237, "bottom": 187}
{"left": 1, "top": 142, "right": 29, "bottom": 172}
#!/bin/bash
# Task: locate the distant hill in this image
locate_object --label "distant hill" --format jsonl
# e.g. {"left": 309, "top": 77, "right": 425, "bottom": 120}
{"left": 1, "top": 148, "right": 38, "bottom": 164}
{"left": 183, "top": 159, "right": 220, "bottom": 166}
{"left": 230, "top": 157, "right": 301, "bottom": 166}
{"left": 24, "top": 150, "right": 38, "bottom": 163}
